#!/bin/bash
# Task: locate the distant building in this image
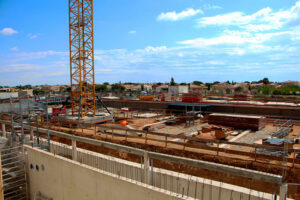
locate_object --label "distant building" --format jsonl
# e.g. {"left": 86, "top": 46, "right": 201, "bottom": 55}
{"left": 0, "top": 92, "right": 18, "bottom": 100}
{"left": 0, "top": 87, "right": 12, "bottom": 92}
{"left": 142, "top": 84, "right": 152, "bottom": 92}
{"left": 269, "top": 82, "right": 281, "bottom": 88}
{"left": 189, "top": 83, "right": 208, "bottom": 94}
{"left": 153, "top": 84, "right": 169, "bottom": 93}
{"left": 18, "top": 89, "right": 33, "bottom": 98}
{"left": 168, "top": 85, "right": 188, "bottom": 96}
{"left": 250, "top": 83, "right": 264, "bottom": 88}
{"left": 281, "top": 81, "right": 300, "bottom": 86}
{"left": 234, "top": 83, "right": 250, "bottom": 94}
{"left": 41, "top": 85, "right": 61, "bottom": 94}
{"left": 211, "top": 83, "right": 235, "bottom": 94}
{"left": 123, "top": 84, "right": 141, "bottom": 91}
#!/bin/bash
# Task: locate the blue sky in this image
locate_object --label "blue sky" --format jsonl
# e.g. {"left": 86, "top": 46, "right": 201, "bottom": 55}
{"left": 0, "top": 0, "right": 299, "bottom": 86}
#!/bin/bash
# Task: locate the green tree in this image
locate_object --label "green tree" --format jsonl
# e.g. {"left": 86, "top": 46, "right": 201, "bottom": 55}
{"left": 226, "top": 88, "right": 232, "bottom": 94}
{"left": 95, "top": 84, "right": 107, "bottom": 92}
{"left": 33, "top": 89, "right": 45, "bottom": 95}
{"left": 205, "top": 83, "right": 213, "bottom": 90}
{"left": 272, "top": 90, "right": 281, "bottom": 95}
{"left": 111, "top": 83, "right": 125, "bottom": 91}
{"left": 259, "top": 78, "right": 269, "bottom": 85}
{"left": 193, "top": 81, "right": 203, "bottom": 86}
{"left": 234, "top": 86, "right": 243, "bottom": 93}
{"left": 170, "top": 77, "right": 176, "bottom": 86}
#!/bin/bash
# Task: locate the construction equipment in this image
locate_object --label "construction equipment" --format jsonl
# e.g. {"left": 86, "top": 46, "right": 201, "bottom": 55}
{"left": 69, "top": 0, "right": 96, "bottom": 117}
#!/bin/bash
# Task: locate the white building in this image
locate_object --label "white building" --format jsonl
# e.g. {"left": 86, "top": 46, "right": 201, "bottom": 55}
{"left": 168, "top": 85, "right": 188, "bottom": 96}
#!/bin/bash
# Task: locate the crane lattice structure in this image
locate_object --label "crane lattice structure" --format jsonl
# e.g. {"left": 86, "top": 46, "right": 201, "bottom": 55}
{"left": 69, "top": 0, "right": 95, "bottom": 117}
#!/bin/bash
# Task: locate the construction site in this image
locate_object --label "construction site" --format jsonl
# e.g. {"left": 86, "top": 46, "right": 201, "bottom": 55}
{"left": 0, "top": 0, "right": 300, "bottom": 200}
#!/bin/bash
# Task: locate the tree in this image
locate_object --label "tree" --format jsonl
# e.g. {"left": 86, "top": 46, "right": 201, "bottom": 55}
{"left": 33, "top": 89, "right": 45, "bottom": 95}
{"left": 111, "top": 83, "right": 125, "bottom": 91}
{"left": 95, "top": 84, "right": 107, "bottom": 92}
{"left": 234, "top": 86, "right": 243, "bottom": 93}
{"left": 141, "top": 84, "right": 144, "bottom": 91}
{"left": 272, "top": 90, "right": 281, "bottom": 95}
{"left": 103, "top": 82, "right": 109, "bottom": 85}
{"left": 170, "top": 77, "right": 176, "bottom": 86}
{"left": 226, "top": 88, "right": 232, "bottom": 94}
{"left": 193, "top": 81, "right": 203, "bottom": 86}
{"left": 205, "top": 83, "right": 213, "bottom": 90}
{"left": 213, "top": 81, "right": 220, "bottom": 85}
{"left": 66, "top": 87, "right": 71, "bottom": 92}
{"left": 180, "top": 82, "right": 187, "bottom": 85}
{"left": 259, "top": 78, "right": 269, "bottom": 85}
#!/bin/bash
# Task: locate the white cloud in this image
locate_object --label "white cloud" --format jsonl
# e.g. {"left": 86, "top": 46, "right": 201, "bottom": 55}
{"left": 203, "top": 4, "right": 222, "bottom": 10}
{"left": 0, "top": 27, "right": 18, "bottom": 35}
{"left": 46, "top": 72, "right": 67, "bottom": 76}
{"left": 1, "top": 64, "right": 44, "bottom": 72}
{"left": 14, "top": 50, "right": 67, "bottom": 60}
{"left": 144, "top": 46, "right": 167, "bottom": 52}
{"left": 128, "top": 30, "right": 136, "bottom": 34}
{"left": 27, "top": 34, "right": 38, "bottom": 39}
{"left": 178, "top": 30, "right": 290, "bottom": 47}
{"left": 10, "top": 47, "right": 19, "bottom": 51}
{"left": 157, "top": 8, "right": 203, "bottom": 21}
{"left": 197, "top": 2, "right": 300, "bottom": 32}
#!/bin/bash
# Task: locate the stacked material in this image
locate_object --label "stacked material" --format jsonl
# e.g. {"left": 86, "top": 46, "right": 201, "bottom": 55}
{"left": 142, "top": 121, "right": 166, "bottom": 131}
{"left": 271, "top": 128, "right": 293, "bottom": 138}
{"left": 208, "top": 113, "right": 266, "bottom": 131}
{"left": 262, "top": 138, "right": 294, "bottom": 148}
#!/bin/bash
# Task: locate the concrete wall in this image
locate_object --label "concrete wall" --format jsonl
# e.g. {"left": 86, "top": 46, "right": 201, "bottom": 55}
{"left": 0, "top": 99, "right": 38, "bottom": 114}
{"left": 0, "top": 92, "right": 18, "bottom": 100}
{"left": 102, "top": 99, "right": 300, "bottom": 119}
{"left": 25, "top": 146, "right": 184, "bottom": 200}
{"left": 36, "top": 140, "right": 277, "bottom": 200}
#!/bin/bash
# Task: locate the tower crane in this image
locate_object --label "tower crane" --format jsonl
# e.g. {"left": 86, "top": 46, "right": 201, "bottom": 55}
{"left": 69, "top": 0, "right": 96, "bottom": 117}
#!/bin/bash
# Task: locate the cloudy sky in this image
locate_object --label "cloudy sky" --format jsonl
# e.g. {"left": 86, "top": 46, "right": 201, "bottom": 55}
{"left": 0, "top": 0, "right": 299, "bottom": 86}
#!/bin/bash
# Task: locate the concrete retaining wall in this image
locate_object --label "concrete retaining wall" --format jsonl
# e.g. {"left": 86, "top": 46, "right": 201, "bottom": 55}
{"left": 25, "top": 146, "right": 184, "bottom": 200}
{"left": 37, "top": 140, "right": 277, "bottom": 200}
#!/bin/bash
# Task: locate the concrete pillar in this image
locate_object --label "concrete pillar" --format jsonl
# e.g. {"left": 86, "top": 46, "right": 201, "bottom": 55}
{"left": 1, "top": 124, "right": 6, "bottom": 137}
{"left": 143, "top": 151, "right": 150, "bottom": 184}
{"left": 72, "top": 139, "right": 77, "bottom": 161}
{"left": 279, "top": 184, "right": 287, "bottom": 200}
